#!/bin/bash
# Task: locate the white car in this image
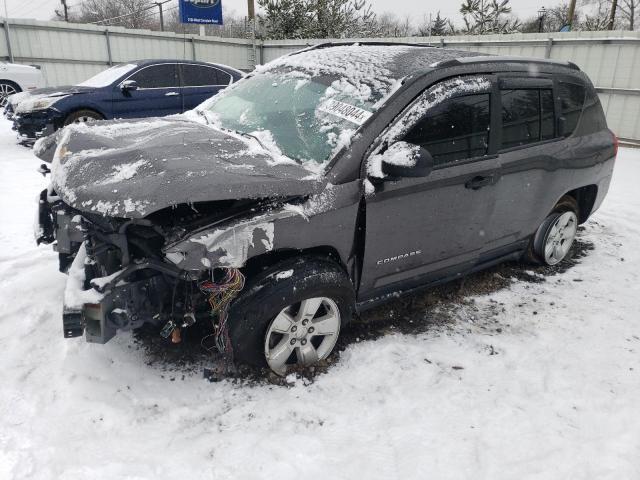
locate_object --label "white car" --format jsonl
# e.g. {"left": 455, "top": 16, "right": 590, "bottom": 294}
{"left": 0, "top": 62, "right": 44, "bottom": 108}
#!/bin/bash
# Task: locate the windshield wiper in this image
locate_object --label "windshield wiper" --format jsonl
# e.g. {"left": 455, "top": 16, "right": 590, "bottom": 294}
{"left": 236, "top": 131, "right": 267, "bottom": 150}
{"left": 196, "top": 109, "right": 210, "bottom": 125}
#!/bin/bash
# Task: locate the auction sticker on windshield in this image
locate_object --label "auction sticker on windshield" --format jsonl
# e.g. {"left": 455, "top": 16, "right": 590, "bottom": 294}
{"left": 318, "top": 99, "right": 373, "bottom": 126}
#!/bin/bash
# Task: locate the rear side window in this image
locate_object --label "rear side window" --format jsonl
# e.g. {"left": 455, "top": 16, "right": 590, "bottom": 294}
{"left": 558, "top": 82, "right": 585, "bottom": 137}
{"left": 501, "top": 89, "right": 557, "bottom": 148}
{"left": 501, "top": 89, "right": 541, "bottom": 149}
{"left": 129, "top": 64, "right": 179, "bottom": 89}
{"left": 404, "top": 93, "right": 491, "bottom": 167}
{"left": 181, "top": 64, "right": 220, "bottom": 87}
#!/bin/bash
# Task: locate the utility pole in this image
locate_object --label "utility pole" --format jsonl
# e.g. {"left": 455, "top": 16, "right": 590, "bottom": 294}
{"left": 3, "top": 0, "right": 14, "bottom": 63}
{"left": 607, "top": 0, "right": 618, "bottom": 30}
{"left": 60, "top": 0, "right": 69, "bottom": 22}
{"left": 247, "top": 0, "right": 255, "bottom": 20}
{"left": 155, "top": 2, "right": 164, "bottom": 31}
{"left": 567, "top": 0, "right": 577, "bottom": 30}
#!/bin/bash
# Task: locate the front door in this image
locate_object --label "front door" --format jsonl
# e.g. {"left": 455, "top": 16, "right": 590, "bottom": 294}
{"left": 112, "top": 63, "right": 182, "bottom": 119}
{"left": 359, "top": 79, "right": 500, "bottom": 300}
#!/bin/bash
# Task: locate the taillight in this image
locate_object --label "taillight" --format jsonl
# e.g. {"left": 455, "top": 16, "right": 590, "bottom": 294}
{"left": 610, "top": 129, "right": 619, "bottom": 158}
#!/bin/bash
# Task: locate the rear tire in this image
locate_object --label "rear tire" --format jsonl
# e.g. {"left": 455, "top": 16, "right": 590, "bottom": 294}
{"left": 228, "top": 256, "right": 355, "bottom": 375}
{"left": 63, "top": 109, "right": 104, "bottom": 126}
{"left": 526, "top": 195, "right": 579, "bottom": 265}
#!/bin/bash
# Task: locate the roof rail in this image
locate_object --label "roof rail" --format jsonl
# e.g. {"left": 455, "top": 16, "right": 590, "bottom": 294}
{"left": 290, "top": 40, "right": 440, "bottom": 54}
{"left": 439, "top": 55, "right": 580, "bottom": 71}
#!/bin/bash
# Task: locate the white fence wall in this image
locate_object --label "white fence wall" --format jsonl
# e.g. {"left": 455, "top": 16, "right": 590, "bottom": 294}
{"left": 2, "top": 19, "right": 639, "bottom": 141}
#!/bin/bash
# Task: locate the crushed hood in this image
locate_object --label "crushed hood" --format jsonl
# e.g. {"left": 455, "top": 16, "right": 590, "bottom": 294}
{"left": 9, "top": 85, "right": 95, "bottom": 109}
{"left": 39, "top": 117, "right": 325, "bottom": 219}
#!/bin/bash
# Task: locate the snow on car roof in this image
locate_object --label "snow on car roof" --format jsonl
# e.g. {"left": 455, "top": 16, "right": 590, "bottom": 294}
{"left": 266, "top": 43, "right": 481, "bottom": 81}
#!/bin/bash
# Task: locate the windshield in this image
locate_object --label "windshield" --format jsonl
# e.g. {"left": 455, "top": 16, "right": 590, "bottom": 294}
{"left": 76, "top": 63, "right": 137, "bottom": 88}
{"left": 198, "top": 70, "right": 383, "bottom": 164}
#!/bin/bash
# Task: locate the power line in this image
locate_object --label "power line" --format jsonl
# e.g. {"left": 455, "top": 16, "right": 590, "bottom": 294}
{"left": 90, "top": 0, "right": 172, "bottom": 25}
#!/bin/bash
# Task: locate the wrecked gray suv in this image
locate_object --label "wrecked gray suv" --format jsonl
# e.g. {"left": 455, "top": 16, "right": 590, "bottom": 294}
{"left": 36, "top": 43, "right": 617, "bottom": 375}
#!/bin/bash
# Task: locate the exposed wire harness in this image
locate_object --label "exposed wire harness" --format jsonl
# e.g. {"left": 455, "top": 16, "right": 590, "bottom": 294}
{"left": 199, "top": 268, "right": 245, "bottom": 357}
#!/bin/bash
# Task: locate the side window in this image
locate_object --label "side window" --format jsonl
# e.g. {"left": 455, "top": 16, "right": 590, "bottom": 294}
{"left": 501, "top": 89, "right": 541, "bottom": 149}
{"left": 181, "top": 64, "right": 220, "bottom": 87}
{"left": 129, "top": 64, "right": 179, "bottom": 89}
{"left": 403, "top": 93, "right": 491, "bottom": 167}
{"left": 558, "top": 81, "right": 586, "bottom": 136}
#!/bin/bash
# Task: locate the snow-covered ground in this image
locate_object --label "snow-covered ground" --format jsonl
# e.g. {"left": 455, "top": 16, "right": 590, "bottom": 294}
{"left": 1, "top": 116, "right": 639, "bottom": 479}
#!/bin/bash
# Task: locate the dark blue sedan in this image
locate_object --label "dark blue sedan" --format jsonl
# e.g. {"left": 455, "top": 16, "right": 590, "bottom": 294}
{"left": 7, "top": 59, "right": 243, "bottom": 142}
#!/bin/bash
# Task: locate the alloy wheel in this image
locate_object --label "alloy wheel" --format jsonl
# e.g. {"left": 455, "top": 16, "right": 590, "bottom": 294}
{"left": 0, "top": 83, "right": 18, "bottom": 108}
{"left": 544, "top": 211, "right": 577, "bottom": 265}
{"left": 264, "top": 297, "right": 341, "bottom": 375}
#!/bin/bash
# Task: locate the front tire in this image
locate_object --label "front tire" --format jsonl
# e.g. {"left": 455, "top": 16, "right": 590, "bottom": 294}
{"left": 63, "top": 109, "right": 104, "bottom": 126}
{"left": 228, "top": 257, "right": 355, "bottom": 375}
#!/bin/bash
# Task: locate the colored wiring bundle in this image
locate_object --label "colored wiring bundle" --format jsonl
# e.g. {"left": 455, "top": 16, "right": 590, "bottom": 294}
{"left": 199, "top": 269, "right": 245, "bottom": 356}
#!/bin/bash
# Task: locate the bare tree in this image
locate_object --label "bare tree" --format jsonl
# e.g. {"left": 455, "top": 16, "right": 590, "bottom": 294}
{"left": 70, "top": 0, "right": 157, "bottom": 29}
{"left": 598, "top": 0, "right": 640, "bottom": 29}
{"left": 583, "top": 0, "right": 622, "bottom": 29}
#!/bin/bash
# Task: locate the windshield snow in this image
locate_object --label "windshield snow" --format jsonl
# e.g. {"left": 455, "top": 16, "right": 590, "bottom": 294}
{"left": 198, "top": 45, "right": 416, "bottom": 164}
{"left": 76, "top": 63, "right": 137, "bottom": 88}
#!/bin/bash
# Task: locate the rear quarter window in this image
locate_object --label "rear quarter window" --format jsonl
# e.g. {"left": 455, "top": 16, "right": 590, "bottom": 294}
{"left": 558, "top": 82, "right": 586, "bottom": 137}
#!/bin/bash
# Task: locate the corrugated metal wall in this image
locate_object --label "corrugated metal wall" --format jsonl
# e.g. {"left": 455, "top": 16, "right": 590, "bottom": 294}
{"left": 1, "top": 19, "right": 638, "bottom": 141}
{"left": 0, "top": 19, "right": 254, "bottom": 87}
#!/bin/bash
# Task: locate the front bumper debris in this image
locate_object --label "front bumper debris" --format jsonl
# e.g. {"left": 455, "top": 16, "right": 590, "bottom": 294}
{"left": 13, "top": 109, "right": 61, "bottom": 142}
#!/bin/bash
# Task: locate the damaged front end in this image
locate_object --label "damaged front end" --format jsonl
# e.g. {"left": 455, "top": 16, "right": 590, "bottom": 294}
{"left": 38, "top": 187, "right": 298, "bottom": 350}
{"left": 35, "top": 117, "right": 333, "bottom": 354}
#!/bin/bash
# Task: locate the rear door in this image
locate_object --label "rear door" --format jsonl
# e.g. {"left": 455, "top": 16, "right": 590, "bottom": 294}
{"left": 483, "top": 77, "right": 567, "bottom": 254}
{"left": 180, "top": 64, "right": 231, "bottom": 110}
{"left": 112, "top": 63, "right": 182, "bottom": 119}
{"left": 359, "top": 76, "right": 501, "bottom": 300}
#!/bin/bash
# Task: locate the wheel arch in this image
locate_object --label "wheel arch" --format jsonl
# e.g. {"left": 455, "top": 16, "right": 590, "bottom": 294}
{"left": 0, "top": 79, "right": 22, "bottom": 90}
{"left": 564, "top": 185, "right": 598, "bottom": 224}
{"left": 242, "top": 246, "right": 350, "bottom": 281}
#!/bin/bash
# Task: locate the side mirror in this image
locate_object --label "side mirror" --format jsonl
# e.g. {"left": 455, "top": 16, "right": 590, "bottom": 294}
{"left": 120, "top": 80, "right": 139, "bottom": 92}
{"left": 379, "top": 141, "right": 434, "bottom": 179}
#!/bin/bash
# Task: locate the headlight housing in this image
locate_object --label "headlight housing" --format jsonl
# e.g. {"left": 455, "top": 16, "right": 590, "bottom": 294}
{"left": 15, "top": 95, "right": 69, "bottom": 114}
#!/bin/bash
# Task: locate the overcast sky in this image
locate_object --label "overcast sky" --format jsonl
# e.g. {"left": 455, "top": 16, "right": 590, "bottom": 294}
{"left": 3, "top": 0, "right": 553, "bottom": 26}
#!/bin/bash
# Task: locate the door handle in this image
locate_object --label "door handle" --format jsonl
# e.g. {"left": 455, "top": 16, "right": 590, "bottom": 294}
{"left": 465, "top": 175, "right": 494, "bottom": 190}
{"left": 165, "top": 92, "right": 179, "bottom": 97}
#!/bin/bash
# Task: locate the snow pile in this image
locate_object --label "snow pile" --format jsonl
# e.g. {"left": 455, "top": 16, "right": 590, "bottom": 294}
{"left": 66, "top": 118, "right": 174, "bottom": 139}
{"left": 63, "top": 242, "right": 104, "bottom": 309}
{"left": 99, "top": 159, "right": 151, "bottom": 185}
